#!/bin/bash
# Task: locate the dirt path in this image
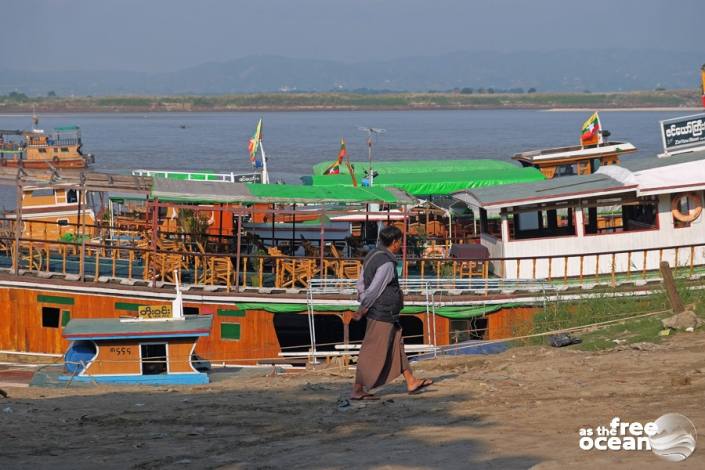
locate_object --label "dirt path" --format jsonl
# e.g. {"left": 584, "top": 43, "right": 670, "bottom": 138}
{"left": 1, "top": 333, "right": 705, "bottom": 469}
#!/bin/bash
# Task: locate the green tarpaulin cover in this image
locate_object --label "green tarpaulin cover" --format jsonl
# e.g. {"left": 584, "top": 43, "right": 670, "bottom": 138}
{"left": 246, "top": 183, "right": 405, "bottom": 203}
{"left": 312, "top": 159, "right": 516, "bottom": 176}
{"left": 310, "top": 166, "right": 544, "bottom": 196}
{"left": 150, "top": 179, "right": 417, "bottom": 205}
{"left": 232, "top": 302, "right": 524, "bottom": 319}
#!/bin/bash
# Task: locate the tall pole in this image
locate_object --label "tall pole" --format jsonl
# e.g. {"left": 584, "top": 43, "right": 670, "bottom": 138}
{"left": 13, "top": 171, "right": 23, "bottom": 275}
{"left": 367, "top": 136, "right": 373, "bottom": 187}
{"left": 235, "top": 214, "right": 242, "bottom": 291}
{"left": 260, "top": 142, "right": 270, "bottom": 184}
{"left": 402, "top": 205, "right": 408, "bottom": 277}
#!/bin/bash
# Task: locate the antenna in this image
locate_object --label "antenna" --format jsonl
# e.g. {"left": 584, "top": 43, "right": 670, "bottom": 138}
{"left": 357, "top": 127, "right": 386, "bottom": 186}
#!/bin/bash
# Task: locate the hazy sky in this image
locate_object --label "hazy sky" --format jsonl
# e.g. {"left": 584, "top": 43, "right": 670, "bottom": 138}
{"left": 1, "top": 0, "right": 700, "bottom": 72}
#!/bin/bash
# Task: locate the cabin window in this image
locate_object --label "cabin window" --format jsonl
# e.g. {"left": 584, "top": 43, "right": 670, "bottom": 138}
{"left": 183, "top": 306, "right": 199, "bottom": 316}
{"left": 57, "top": 219, "right": 69, "bottom": 226}
{"left": 31, "top": 188, "right": 54, "bottom": 197}
{"left": 41, "top": 307, "right": 61, "bottom": 328}
{"left": 38, "top": 148, "right": 47, "bottom": 153}
{"left": 590, "top": 158, "right": 601, "bottom": 173}
{"left": 61, "top": 147, "right": 69, "bottom": 152}
{"left": 479, "top": 209, "right": 502, "bottom": 238}
{"left": 583, "top": 197, "right": 658, "bottom": 235}
{"left": 555, "top": 163, "right": 577, "bottom": 177}
{"left": 509, "top": 206, "right": 575, "bottom": 240}
{"left": 141, "top": 343, "right": 167, "bottom": 375}
{"left": 66, "top": 189, "right": 78, "bottom": 203}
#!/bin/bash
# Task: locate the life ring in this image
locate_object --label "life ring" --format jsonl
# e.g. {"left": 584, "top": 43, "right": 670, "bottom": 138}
{"left": 52, "top": 156, "right": 60, "bottom": 164}
{"left": 671, "top": 192, "right": 703, "bottom": 223}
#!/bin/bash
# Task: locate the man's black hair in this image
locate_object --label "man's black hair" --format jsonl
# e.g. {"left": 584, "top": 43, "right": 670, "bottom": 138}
{"left": 378, "top": 225, "right": 403, "bottom": 247}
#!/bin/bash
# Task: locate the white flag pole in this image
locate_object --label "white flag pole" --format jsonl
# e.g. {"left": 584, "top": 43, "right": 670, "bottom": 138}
{"left": 596, "top": 112, "right": 604, "bottom": 146}
{"left": 259, "top": 141, "right": 270, "bottom": 184}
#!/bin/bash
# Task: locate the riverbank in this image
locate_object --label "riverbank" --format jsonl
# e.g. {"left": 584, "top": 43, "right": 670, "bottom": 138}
{"left": 0, "top": 89, "right": 699, "bottom": 113}
{"left": 1, "top": 329, "right": 704, "bottom": 469}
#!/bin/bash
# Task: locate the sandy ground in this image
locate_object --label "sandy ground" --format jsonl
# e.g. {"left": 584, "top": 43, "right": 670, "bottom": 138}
{"left": 1, "top": 333, "right": 705, "bottom": 470}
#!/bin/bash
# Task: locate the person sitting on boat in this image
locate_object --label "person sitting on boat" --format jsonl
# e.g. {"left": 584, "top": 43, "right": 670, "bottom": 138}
{"left": 350, "top": 225, "right": 433, "bottom": 400}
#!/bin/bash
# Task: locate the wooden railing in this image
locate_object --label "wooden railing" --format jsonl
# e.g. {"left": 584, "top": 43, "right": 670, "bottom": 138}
{"left": 0, "top": 233, "right": 703, "bottom": 291}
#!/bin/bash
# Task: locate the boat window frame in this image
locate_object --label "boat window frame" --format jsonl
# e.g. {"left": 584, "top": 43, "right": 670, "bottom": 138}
{"left": 582, "top": 196, "right": 660, "bottom": 237}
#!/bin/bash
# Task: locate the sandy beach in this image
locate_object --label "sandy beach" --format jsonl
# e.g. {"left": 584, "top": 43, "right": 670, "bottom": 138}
{"left": 1, "top": 331, "right": 704, "bottom": 469}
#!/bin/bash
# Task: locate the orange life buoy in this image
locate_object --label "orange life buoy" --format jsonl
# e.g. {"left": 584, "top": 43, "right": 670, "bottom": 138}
{"left": 671, "top": 192, "right": 703, "bottom": 223}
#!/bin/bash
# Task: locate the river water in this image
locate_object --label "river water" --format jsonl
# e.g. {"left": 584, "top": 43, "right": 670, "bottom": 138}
{"left": 0, "top": 109, "right": 688, "bottom": 209}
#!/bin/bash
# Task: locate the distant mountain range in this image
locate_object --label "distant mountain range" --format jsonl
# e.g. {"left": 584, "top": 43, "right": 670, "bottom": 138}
{"left": 1, "top": 49, "right": 701, "bottom": 96}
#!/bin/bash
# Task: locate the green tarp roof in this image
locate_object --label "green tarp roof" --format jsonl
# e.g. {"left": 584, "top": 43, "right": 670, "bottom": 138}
{"left": 311, "top": 160, "right": 544, "bottom": 196}
{"left": 312, "top": 159, "right": 516, "bottom": 176}
{"left": 150, "top": 178, "right": 416, "bottom": 205}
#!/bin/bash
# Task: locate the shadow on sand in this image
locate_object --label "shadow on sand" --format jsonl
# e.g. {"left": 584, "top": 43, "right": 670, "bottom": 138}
{"left": 0, "top": 373, "right": 541, "bottom": 470}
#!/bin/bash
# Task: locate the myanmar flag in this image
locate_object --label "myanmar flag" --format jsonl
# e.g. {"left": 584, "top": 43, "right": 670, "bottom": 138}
{"left": 580, "top": 112, "right": 601, "bottom": 146}
{"left": 323, "top": 138, "right": 347, "bottom": 175}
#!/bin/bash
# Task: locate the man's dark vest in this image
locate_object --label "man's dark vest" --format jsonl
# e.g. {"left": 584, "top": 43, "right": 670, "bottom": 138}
{"left": 362, "top": 247, "right": 403, "bottom": 323}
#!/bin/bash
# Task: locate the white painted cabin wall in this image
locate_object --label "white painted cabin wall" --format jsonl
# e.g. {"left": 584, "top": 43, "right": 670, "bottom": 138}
{"left": 489, "top": 191, "right": 705, "bottom": 280}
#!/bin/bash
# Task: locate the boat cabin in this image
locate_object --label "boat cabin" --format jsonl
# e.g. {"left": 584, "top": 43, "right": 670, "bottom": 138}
{"left": 5, "top": 185, "right": 95, "bottom": 241}
{"left": 512, "top": 141, "right": 637, "bottom": 179}
{"left": 454, "top": 150, "right": 705, "bottom": 280}
{"left": 0, "top": 125, "right": 93, "bottom": 169}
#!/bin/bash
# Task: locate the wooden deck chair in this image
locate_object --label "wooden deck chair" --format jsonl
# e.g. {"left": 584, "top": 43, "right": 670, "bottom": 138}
{"left": 202, "top": 255, "right": 235, "bottom": 288}
{"left": 278, "top": 258, "right": 319, "bottom": 288}
{"left": 329, "top": 245, "right": 362, "bottom": 279}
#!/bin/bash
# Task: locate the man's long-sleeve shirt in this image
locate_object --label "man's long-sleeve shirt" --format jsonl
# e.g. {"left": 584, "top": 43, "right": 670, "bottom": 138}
{"left": 356, "top": 261, "right": 395, "bottom": 310}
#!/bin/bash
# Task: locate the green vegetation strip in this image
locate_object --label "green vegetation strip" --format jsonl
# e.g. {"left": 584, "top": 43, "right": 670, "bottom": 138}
{"left": 0, "top": 90, "right": 699, "bottom": 112}
{"left": 526, "top": 279, "right": 705, "bottom": 351}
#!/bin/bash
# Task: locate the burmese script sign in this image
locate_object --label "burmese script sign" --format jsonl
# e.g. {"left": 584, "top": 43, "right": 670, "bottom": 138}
{"left": 660, "top": 113, "right": 705, "bottom": 154}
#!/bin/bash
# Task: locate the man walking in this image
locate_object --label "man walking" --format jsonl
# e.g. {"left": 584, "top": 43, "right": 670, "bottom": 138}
{"left": 351, "top": 225, "right": 433, "bottom": 400}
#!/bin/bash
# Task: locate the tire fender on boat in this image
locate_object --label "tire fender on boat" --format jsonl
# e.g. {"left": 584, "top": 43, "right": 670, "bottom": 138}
{"left": 671, "top": 192, "right": 703, "bottom": 223}
{"left": 52, "top": 155, "right": 60, "bottom": 164}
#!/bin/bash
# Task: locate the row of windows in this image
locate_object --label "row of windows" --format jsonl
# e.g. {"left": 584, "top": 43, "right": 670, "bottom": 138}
{"left": 36, "top": 147, "right": 70, "bottom": 153}
{"left": 481, "top": 197, "right": 665, "bottom": 241}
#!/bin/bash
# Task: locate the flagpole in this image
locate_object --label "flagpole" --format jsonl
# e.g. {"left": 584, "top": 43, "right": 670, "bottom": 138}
{"left": 596, "top": 111, "right": 603, "bottom": 147}
{"left": 260, "top": 142, "right": 269, "bottom": 184}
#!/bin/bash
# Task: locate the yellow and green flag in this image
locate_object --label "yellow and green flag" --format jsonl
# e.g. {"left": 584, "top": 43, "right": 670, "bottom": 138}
{"left": 248, "top": 118, "right": 263, "bottom": 164}
{"left": 580, "top": 112, "right": 601, "bottom": 146}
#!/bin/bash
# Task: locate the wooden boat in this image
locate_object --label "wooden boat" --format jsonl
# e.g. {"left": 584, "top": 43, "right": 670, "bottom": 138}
{"left": 4, "top": 185, "right": 95, "bottom": 241}
{"left": 455, "top": 150, "right": 705, "bottom": 280}
{"left": 0, "top": 123, "right": 94, "bottom": 169}
{"left": 0, "top": 115, "right": 702, "bottom": 367}
{"left": 512, "top": 113, "right": 637, "bottom": 178}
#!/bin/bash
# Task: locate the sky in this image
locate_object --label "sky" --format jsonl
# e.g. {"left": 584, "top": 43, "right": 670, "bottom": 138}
{"left": 1, "top": 0, "right": 701, "bottom": 72}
